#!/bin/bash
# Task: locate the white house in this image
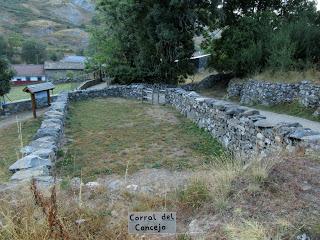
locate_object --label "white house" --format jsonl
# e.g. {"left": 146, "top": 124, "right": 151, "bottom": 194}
{"left": 12, "top": 65, "right": 46, "bottom": 85}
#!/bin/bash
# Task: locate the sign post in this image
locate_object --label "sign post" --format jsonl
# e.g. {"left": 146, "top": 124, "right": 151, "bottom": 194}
{"left": 23, "top": 82, "right": 55, "bottom": 118}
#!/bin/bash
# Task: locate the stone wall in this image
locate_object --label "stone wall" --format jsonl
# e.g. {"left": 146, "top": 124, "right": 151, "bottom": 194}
{"left": 299, "top": 81, "right": 320, "bottom": 108}
{"left": 45, "top": 69, "right": 84, "bottom": 83}
{"left": 1, "top": 95, "right": 58, "bottom": 116}
{"left": 182, "top": 73, "right": 233, "bottom": 91}
{"left": 166, "top": 88, "right": 320, "bottom": 158}
{"left": 8, "top": 84, "right": 320, "bottom": 182}
{"left": 228, "top": 80, "right": 320, "bottom": 111}
{"left": 77, "top": 79, "right": 103, "bottom": 90}
{"left": 68, "top": 84, "right": 145, "bottom": 101}
{"left": 9, "top": 92, "right": 69, "bottom": 182}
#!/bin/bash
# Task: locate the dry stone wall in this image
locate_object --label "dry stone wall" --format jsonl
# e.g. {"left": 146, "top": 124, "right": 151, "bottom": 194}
{"left": 8, "top": 84, "right": 320, "bottom": 182}
{"left": 166, "top": 88, "right": 320, "bottom": 158}
{"left": 228, "top": 80, "right": 320, "bottom": 115}
{"left": 1, "top": 96, "right": 58, "bottom": 116}
{"left": 9, "top": 92, "right": 69, "bottom": 183}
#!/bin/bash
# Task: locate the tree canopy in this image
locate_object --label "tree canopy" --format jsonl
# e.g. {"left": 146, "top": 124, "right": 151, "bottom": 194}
{"left": 89, "top": 0, "right": 219, "bottom": 84}
{"left": 21, "top": 39, "right": 47, "bottom": 64}
{"left": 0, "top": 57, "right": 14, "bottom": 97}
{"left": 205, "top": 0, "right": 320, "bottom": 77}
{"left": 89, "top": 0, "right": 320, "bottom": 81}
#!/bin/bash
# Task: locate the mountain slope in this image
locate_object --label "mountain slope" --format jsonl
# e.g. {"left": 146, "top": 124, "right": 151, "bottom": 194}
{"left": 0, "top": 0, "right": 95, "bottom": 52}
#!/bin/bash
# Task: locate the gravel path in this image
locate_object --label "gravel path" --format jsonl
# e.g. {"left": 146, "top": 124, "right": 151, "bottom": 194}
{"left": 0, "top": 108, "right": 48, "bottom": 129}
{"left": 87, "top": 82, "right": 110, "bottom": 90}
{"left": 256, "top": 109, "right": 320, "bottom": 132}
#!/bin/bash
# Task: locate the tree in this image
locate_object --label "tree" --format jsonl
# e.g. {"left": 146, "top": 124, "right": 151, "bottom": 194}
{"left": 222, "top": 0, "right": 282, "bottom": 26}
{"left": 21, "top": 39, "right": 47, "bottom": 64}
{"left": 0, "top": 35, "right": 13, "bottom": 60}
{"left": 0, "top": 57, "right": 14, "bottom": 97}
{"left": 90, "top": 0, "right": 219, "bottom": 85}
{"left": 205, "top": 0, "right": 320, "bottom": 77}
{"left": 209, "top": 11, "right": 278, "bottom": 76}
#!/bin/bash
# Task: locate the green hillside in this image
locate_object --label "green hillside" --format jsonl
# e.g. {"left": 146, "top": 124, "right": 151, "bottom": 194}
{"left": 0, "top": 0, "right": 95, "bottom": 54}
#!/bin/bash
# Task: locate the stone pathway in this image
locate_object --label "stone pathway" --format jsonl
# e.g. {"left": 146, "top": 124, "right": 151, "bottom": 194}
{"left": 0, "top": 108, "right": 48, "bottom": 129}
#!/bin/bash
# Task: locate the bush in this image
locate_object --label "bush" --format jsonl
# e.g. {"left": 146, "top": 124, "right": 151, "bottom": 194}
{"left": 179, "top": 179, "right": 210, "bottom": 209}
{"left": 266, "top": 27, "right": 296, "bottom": 71}
{"left": 210, "top": 12, "right": 277, "bottom": 77}
{"left": 0, "top": 57, "right": 14, "bottom": 97}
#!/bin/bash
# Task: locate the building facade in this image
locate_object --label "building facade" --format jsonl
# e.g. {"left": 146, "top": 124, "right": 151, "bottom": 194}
{"left": 11, "top": 65, "right": 46, "bottom": 85}
{"left": 44, "top": 61, "right": 85, "bottom": 83}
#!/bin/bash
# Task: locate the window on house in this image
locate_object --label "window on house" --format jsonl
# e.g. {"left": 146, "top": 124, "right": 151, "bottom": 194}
{"left": 37, "top": 76, "right": 42, "bottom": 81}
{"left": 26, "top": 77, "right": 31, "bottom": 81}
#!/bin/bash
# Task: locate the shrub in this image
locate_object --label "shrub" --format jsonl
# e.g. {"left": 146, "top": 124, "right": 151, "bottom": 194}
{"left": 179, "top": 179, "right": 210, "bottom": 209}
{"left": 180, "top": 155, "right": 242, "bottom": 211}
{"left": 226, "top": 220, "right": 268, "bottom": 240}
{"left": 267, "top": 28, "right": 296, "bottom": 71}
{"left": 0, "top": 57, "right": 14, "bottom": 97}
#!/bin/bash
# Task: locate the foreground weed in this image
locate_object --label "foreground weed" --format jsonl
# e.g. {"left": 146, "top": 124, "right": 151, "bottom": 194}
{"left": 245, "top": 156, "right": 281, "bottom": 184}
{"left": 178, "top": 179, "right": 210, "bottom": 209}
{"left": 226, "top": 220, "right": 268, "bottom": 240}
{"left": 31, "top": 179, "right": 70, "bottom": 239}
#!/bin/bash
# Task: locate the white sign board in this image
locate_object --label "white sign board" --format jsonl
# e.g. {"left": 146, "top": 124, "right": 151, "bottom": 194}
{"left": 128, "top": 212, "right": 176, "bottom": 234}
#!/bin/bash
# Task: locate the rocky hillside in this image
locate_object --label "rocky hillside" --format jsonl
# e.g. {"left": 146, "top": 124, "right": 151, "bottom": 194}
{"left": 0, "top": 0, "right": 95, "bottom": 52}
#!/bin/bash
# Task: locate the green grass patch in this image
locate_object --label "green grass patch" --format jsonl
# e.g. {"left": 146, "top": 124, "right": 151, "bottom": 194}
{"left": 58, "top": 98, "right": 226, "bottom": 181}
{"left": 0, "top": 118, "right": 41, "bottom": 182}
{"left": 252, "top": 101, "right": 320, "bottom": 122}
{"left": 6, "top": 83, "right": 78, "bottom": 102}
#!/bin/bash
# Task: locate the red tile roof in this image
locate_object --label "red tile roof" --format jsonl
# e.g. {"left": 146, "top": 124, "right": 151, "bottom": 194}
{"left": 13, "top": 64, "right": 45, "bottom": 76}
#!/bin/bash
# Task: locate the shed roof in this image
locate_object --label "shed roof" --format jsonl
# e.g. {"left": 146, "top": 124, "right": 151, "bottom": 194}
{"left": 13, "top": 64, "right": 45, "bottom": 76}
{"left": 44, "top": 61, "right": 85, "bottom": 70}
{"left": 23, "top": 82, "right": 55, "bottom": 94}
{"left": 61, "top": 56, "right": 87, "bottom": 63}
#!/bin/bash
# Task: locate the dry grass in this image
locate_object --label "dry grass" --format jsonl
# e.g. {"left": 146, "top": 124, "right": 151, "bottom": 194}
{"left": 226, "top": 220, "right": 268, "bottom": 240}
{"left": 253, "top": 68, "right": 320, "bottom": 84}
{"left": 179, "top": 155, "right": 286, "bottom": 218}
{"left": 59, "top": 98, "right": 225, "bottom": 181}
{"left": 0, "top": 181, "right": 177, "bottom": 240}
{"left": 178, "top": 155, "right": 242, "bottom": 211}
{"left": 0, "top": 118, "right": 41, "bottom": 182}
{"left": 244, "top": 157, "right": 281, "bottom": 185}
{"left": 1, "top": 149, "right": 319, "bottom": 239}
{"left": 198, "top": 156, "right": 242, "bottom": 210}
{"left": 226, "top": 218, "right": 298, "bottom": 240}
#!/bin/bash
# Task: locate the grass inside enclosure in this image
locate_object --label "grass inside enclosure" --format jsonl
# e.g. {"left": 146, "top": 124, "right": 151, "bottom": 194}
{"left": 0, "top": 118, "right": 42, "bottom": 182}
{"left": 58, "top": 98, "right": 225, "bottom": 181}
